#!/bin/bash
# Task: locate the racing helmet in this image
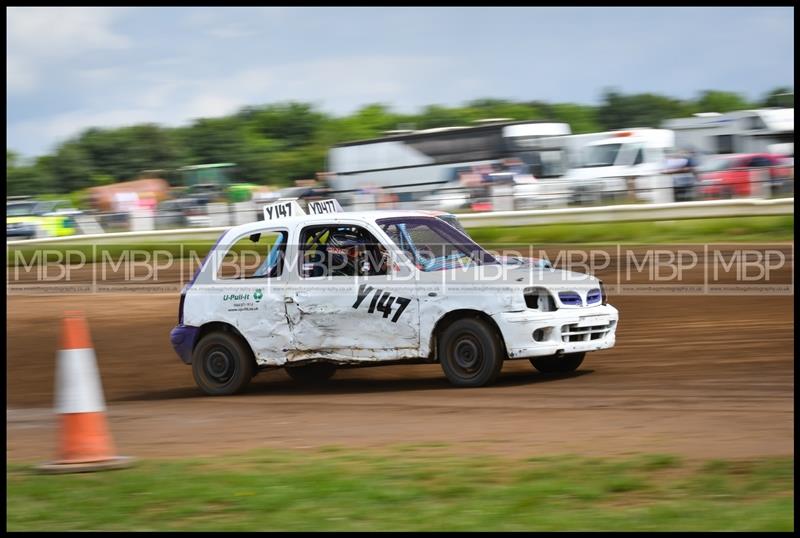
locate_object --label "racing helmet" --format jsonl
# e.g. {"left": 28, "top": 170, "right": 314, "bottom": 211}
{"left": 327, "top": 228, "right": 368, "bottom": 275}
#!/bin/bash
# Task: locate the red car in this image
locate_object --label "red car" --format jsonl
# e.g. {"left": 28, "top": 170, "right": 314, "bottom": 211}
{"left": 698, "top": 153, "right": 792, "bottom": 198}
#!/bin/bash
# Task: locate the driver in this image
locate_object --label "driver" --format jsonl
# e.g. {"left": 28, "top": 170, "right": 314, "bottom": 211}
{"left": 326, "top": 228, "right": 371, "bottom": 276}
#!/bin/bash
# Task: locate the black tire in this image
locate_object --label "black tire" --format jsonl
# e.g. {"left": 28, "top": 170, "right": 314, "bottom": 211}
{"left": 530, "top": 352, "right": 585, "bottom": 374}
{"left": 285, "top": 362, "right": 337, "bottom": 384}
{"left": 438, "top": 317, "right": 504, "bottom": 387}
{"left": 192, "top": 331, "right": 255, "bottom": 396}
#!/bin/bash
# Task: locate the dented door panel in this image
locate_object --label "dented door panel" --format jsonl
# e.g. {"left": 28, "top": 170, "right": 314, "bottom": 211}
{"left": 285, "top": 275, "right": 420, "bottom": 361}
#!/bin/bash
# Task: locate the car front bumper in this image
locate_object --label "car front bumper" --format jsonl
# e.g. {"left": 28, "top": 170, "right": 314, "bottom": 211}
{"left": 493, "top": 304, "right": 619, "bottom": 359}
{"left": 170, "top": 324, "right": 201, "bottom": 364}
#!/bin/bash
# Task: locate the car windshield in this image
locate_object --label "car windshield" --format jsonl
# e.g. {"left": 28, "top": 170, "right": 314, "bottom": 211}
{"left": 7, "top": 202, "right": 37, "bottom": 216}
{"left": 35, "top": 201, "right": 59, "bottom": 213}
{"left": 378, "top": 216, "right": 498, "bottom": 271}
{"left": 582, "top": 143, "right": 622, "bottom": 168}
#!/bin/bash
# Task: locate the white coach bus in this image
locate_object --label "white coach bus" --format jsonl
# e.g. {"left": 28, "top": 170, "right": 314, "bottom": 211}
{"left": 326, "top": 120, "right": 572, "bottom": 208}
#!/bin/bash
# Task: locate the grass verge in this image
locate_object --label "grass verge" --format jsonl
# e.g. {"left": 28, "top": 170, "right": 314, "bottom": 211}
{"left": 467, "top": 215, "right": 794, "bottom": 245}
{"left": 6, "top": 448, "right": 793, "bottom": 531}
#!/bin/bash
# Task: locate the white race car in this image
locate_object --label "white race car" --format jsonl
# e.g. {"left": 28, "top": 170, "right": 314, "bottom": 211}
{"left": 170, "top": 199, "right": 619, "bottom": 395}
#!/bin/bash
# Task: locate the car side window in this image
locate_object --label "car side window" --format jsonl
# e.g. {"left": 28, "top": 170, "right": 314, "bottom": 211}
{"left": 216, "top": 229, "right": 288, "bottom": 280}
{"left": 749, "top": 156, "right": 772, "bottom": 168}
{"left": 632, "top": 147, "right": 644, "bottom": 166}
{"left": 299, "top": 224, "right": 389, "bottom": 279}
{"left": 380, "top": 223, "right": 415, "bottom": 262}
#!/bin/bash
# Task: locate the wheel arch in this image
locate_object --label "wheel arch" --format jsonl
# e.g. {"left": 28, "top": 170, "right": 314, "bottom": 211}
{"left": 195, "top": 321, "right": 257, "bottom": 365}
{"left": 428, "top": 309, "right": 508, "bottom": 361}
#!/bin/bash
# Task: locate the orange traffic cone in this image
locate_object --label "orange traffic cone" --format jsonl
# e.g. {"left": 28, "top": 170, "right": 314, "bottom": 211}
{"left": 37, "top": 311, "right": 134, "bottom": 473}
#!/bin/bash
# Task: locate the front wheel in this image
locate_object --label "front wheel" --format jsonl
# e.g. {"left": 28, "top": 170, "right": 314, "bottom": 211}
{"left": 192, "top": 331, "right": 255, "bottom": 396}
{"left": 285, "top": 362, "right": 337, "bottom": 385}
{"left": 530, "top": 352, "right": 585, "bottom": 374}
{"left": 439, "top": 317, "right": 504, "bottom": 387}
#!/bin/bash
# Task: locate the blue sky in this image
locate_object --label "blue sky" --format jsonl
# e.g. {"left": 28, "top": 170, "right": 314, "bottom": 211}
{"left": 6, "top": 6, "right": 794, "bottom": 158}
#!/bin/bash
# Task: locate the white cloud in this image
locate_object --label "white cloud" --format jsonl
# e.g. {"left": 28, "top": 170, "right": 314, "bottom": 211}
{"left": 6, "top": 7, "right": 130, "bottom": 94}
{"left": 134, "top": 80, "right": 183, "bottom": 109}
{"left": 7, "top": 7, "right": 130, "bottom": 57}
{"left": 12, "top": 108, "right": 151, "bottom": 143}
{"left": 6, "top": 53, "right": 453, "bottom": 155}
{"left": 182, "top": 94, "right": 244, "bottom": 119}
{"left": 218, "top": 54, "right": 449, "bottom": 112}
{"left": 6, "top": 7, "right": 793, "bottom": 157}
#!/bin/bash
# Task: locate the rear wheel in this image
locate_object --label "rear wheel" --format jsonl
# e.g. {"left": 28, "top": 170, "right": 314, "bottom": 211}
{"left": 530, "top": 352, "right": 585, "bottom": 374}
{"left": 285, "top": 362, "right": 337, "bottom": 384}
{"left": 439, "top": 317, "right": 504, "bottom": 387}
{"left": 192, "top": 331, "right": 255, "bottom": 396}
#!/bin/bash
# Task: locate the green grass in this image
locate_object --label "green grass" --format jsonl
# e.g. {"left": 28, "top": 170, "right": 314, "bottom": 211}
{"left": 468, "top": 215, "right": 794, "bottom": 245}
{"left": 6, "top": 449, "right": 793, "bottom": 531}
{"left": 6, "top": 215, "right": 793, "bottom": 267}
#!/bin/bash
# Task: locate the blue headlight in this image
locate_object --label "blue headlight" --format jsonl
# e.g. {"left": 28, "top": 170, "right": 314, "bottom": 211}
{"left": 587, "top": 288, "right": 602, "bottom": 304}
{"left": 559, "top": 291, "right": 582, "bottom": 306}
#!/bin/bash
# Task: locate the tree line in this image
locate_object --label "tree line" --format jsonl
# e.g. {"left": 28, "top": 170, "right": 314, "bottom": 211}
{"left": 6, "top": 87, "right": 793, "bottom": 197}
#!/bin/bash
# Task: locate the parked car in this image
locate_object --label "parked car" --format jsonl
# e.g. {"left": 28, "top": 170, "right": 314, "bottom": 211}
{"left": 698, "top": 153, "right": 793, "bottom": 199}
{"left": 155, "top": 198, "right": 211, "bottom": 229}
{"left": 184, "top": 183, "right": 227, "bottom": 204}
{"left": 7, "top": 199, "right": 81, "bottom": 239}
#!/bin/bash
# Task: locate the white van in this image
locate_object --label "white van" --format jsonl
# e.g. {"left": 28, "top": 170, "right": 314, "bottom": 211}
{"left": 560, "top": 129, "right": 676, "bottom": 204}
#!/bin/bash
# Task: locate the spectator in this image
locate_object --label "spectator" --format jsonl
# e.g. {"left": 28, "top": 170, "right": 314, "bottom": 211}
{"left": 503, "top": 157, "right": 527, "bottom": 176}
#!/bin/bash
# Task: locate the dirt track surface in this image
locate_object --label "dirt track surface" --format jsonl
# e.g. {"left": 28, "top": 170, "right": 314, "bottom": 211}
{"left": 6, "top": 244, "right": 794, "bottom": 462}
{"left": 7, "top": 293, "right": 793, "bottom": 462}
